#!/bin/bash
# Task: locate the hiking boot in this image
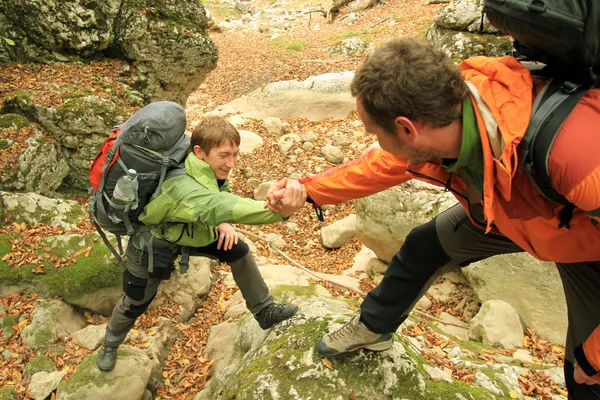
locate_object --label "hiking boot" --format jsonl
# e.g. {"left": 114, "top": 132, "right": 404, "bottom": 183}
{"left": 255, "top": 302, "right": 299, "bottom": 329}
{"left": 316, "top": 314, "right": 393, "bottom": 357}
{"left": 97, "top": 344, "right": 118, "bottom": 372}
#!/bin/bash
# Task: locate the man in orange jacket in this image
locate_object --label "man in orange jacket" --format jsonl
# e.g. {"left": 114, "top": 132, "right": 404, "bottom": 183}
{"left": 268, "top": 38, "right": 600, "bottom": 398}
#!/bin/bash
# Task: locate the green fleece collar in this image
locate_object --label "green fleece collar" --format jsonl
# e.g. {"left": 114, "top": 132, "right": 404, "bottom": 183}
{"left": 185, "top": 153, "right": 225, "bottom": 191}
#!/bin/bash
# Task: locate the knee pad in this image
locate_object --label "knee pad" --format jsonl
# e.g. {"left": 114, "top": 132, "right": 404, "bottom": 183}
{"left": 124, "top": 295, "right": 155, "bottom": 319}
{"left": 123, "top": 270, "right": 147, "bottom": 301}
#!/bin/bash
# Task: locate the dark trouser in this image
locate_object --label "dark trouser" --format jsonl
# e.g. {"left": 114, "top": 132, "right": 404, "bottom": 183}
{"left": 105, "top": 237, "right": 273, "bottom": 347}
{"left": 360, "top": 204, "right": 600, "bottom": 399}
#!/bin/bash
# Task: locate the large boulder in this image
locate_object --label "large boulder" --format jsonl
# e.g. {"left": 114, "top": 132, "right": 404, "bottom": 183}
{"left": 195, "top": 297, "right": 517, "bottom": 400}
{"left": 355, "top": 181, "right": 457, "bottom": 263}
{"left": 56, "top": 346, "right": 152, "bottom": 400}
{"left": 463, "top": 254, "right": 567, "bottom": 344}
{"left": 426, "top": 0, "right": 513, "bottom": 61}
{"left": 20, "top": 300, "right": 87, "bottom": 349}
{"left": 0, "top": 0, "right": 218, "bottom": 104}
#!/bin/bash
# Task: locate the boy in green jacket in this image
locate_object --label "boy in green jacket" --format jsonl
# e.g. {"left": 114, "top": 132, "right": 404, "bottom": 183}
{"left": 98, "top": 116, "right": 305, "bottom": 372}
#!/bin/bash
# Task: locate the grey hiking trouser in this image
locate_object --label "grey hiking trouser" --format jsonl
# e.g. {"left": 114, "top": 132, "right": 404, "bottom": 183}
{"left": 105, "top": 237, "right": 273, "bottom": 348}
{"left": 360, "top": 204, "right": 600, "bottom": 399}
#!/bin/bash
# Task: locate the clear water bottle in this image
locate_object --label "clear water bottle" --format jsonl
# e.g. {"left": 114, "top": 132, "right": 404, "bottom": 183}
{"left": 108, "top": 169, "right": 138, "bottom": 224}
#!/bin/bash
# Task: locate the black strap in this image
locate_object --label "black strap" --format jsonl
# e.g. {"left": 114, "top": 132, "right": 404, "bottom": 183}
{"left": 528, "top": 81, "right": 589, "bottom": 206}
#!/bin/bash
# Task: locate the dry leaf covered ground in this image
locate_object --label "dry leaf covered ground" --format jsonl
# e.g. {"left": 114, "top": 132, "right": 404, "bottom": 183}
{"left": 0, "top": 1, "right": 567, "bottom": 399}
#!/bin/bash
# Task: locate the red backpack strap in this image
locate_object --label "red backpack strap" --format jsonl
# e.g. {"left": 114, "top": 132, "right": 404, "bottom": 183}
{"left": 89, "top": 127, "right": 121, "bottom": 192}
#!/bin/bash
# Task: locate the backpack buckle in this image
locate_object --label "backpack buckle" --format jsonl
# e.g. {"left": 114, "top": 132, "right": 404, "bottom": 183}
{"left": 560, "top": 81, "right": 580, "bottom": 94}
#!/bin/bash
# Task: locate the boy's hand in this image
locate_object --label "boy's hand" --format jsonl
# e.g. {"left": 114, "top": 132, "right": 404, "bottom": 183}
{"left": 216, "top": 223, "right": 238, "bottom": 250}
{"left": 264, "top": 178, "right": 287, "bottom": 212}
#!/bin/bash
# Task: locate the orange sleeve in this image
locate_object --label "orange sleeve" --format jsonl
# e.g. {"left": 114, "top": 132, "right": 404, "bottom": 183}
{"left": 577, "top": 326, "right": 600, "bottom": 383}
{"left": 299, "top": 148, "right": 413, "bottom": 206}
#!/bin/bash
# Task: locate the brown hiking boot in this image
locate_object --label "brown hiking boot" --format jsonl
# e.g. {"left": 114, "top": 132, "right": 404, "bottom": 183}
{"left": 316, "top": 314, "right": 393, "bottom": 357}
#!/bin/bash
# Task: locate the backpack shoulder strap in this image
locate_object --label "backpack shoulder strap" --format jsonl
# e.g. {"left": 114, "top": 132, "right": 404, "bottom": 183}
{"left": 519, "top": 75, "right": 589, "bottom": 228}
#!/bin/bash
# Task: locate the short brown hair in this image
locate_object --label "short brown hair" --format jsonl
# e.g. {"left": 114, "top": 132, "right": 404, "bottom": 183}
{"left": 350, "top": 38, "right": 468, "bottom": 132}
{"left": 191, "top": 116, "right": 241, "bottom": 154}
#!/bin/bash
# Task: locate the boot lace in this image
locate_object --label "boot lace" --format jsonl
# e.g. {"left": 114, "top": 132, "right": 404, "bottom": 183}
{"left": 328, "top": 320, "right": 359, "bottom": 341}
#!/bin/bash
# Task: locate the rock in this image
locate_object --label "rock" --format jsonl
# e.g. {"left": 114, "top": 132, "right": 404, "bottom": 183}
{"left": 246, "top": 177, "right": 260, "bottom": 189}
{"left": 365, "top": 257, "right": 388, "bottom": 277}
{"left": 56, "top": 346, "right": 152, "bottom": 400}
{"left": 238, "top": 130, "right": 263, "bottom": 153}
{"left": 253, "top": 181, "right": 274, "bottom": 200}
{"left": 463, "top": 253, "right": 566, "bottom": 344}
{"left": 423, "top": 364, "right": 452, "bottom": 384}
{"left": 115, "top": 0, "right": 218, "bottom": 104}
{"left": 67, "top": 287, "right": 123, "bottom": 317}
{"left": 278, "top": 134, "right": 301, "bottom": 156}
{"left": 321, "top": 144, "right": 344, "bottom": 164}
{"left": 1, "top": 192, "right": 85, "bottom": 229}
{"left": 154, "top": 257, "right": 214, "bottom": 316}
{"left": 29, "top": 371, "right": 66, "bottom": 400}
{"left": 468, "top": 300, "right": 524, "bottom": 349}
{"left": 301, "top": 142, "right": 314, "bottom": 152}
{"left": 494, "top": 366, "right": 523, "bottom": 396}
{"left": 23, "top": 355, "right": 55, "bottom": 383}
{"left": 326, "top": 37, "right": 369, "bottom": 58}
{"left": 427, "top": 24, "right": 513, "bottom": 60}
{"left": 205, "top": 321, "right": 240, "bottom": 376}
{"left": 320, "top": 214, "right": 356, "bottom": 248}
{"left": 196, "top": 298, "right": 505, "bottom": 399}
{"left": 301, "top": 133, "right": 318, "bottom": 143}
{"left": 435, "top": 312, "right": 468, "bottom": 340}
{"left": 427, "top": 280, "right": 456, "bottom": 303}
{"left": 355, "top": 183, "right": 457, "bottom": 262}
{"left": 474, "top": 371, "right": 503, "bottom": 396}
{"left": 434, "top": 0, "right": 498, "bottom": 33}
{"left": 263, "top": 117, "right": 285, "bottom": 135}
{"left": 71, "top": 325, "right": 106, "bottom": 350}
{"left": 213, "top": 72, "right": 355, "bottom": 121}
{"left": 415, "top": 296, "right": 432, "bottom": 311}
{"left": 545, "top": 367, "right": 566, "bottom": 388}
{"left": 21, "top": 300, "right": 87, "bottom": 349}
{"left": 512, "top": 349, "right": 534, "bottom": 363}
{"left": 346, "top": 12, "right": 359, "bottom": 25}
{"left": 263, "top": 233, "right": 286, "bottom": 248}
{"left": 285, "top": 222, "right": 300, "bottom": 233}
{"left": 0, "top": 386, "right": 17, "bottom": 400}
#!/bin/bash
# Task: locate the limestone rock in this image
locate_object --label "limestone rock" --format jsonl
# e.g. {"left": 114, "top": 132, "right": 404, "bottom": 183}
{"left": 321, "top": 144, "right": 344, "bottom": 164}
{"left": 262, "top": 117, "right": 285, "bottom": 136}
{"left": 320, "top": 214, "right": 356, "bottom": 249}
{"left": 71, "top": 325, "right": 106, "bottom": 350}
{"left": 56, "top": 346, "right": 152, "bottom": 400}
{"left": 253, "top": 181, "right": 274, "bottom": 200}
{"left": 355, "top": 183, "right": 457, "bottom": 262}
{"left": 29, "top": 371, "right": 66, "bottom": 400}
{"left": 434, "top": 0, "right": 498, "bottom": 33}
{"left": 468, "top": 300, "right": 524, "bottom": 349}
{"left": 326, "top": 37, "right": 369, "bottom": 58}
{"left": 463, "top": 253, "right": 567, "bottom": 344}
{"left": 427, "top": 24, "right": 513, "bottom": 60}
{"left": 238, "top": 129, "right": 263, "bottom": 154}
{"left": 21, "top": 300, "right": 87, "bottom": 350}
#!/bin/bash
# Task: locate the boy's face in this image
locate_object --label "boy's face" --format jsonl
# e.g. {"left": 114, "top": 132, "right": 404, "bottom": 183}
{"left": 193, "top": 140, "right": 240, "bottom": 180}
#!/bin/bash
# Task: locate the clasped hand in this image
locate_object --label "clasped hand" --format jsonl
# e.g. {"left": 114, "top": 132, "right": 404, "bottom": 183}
{"left": 264, "top": 178, "right": 307, "bottom": 218}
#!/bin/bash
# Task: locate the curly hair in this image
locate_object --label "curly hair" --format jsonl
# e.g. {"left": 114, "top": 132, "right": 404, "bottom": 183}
{"left": 191, "top": 116, "right": 241, "bottom": 154}
{"left": 350, "top": 38, "right": 468, "bottom": 132}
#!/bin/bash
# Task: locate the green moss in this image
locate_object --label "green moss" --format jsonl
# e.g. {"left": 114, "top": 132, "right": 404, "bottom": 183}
{"left": 271, "top": 37, "right": 307, "bottom": 52}
{"left": 330, "top": 27, "right": 386, "bottom": 43}
{"left": 1, "top": 314, "right": 18, "bottom": 337}
{"left": 0, "top": 113, "right": 29, "bottom": 130}
{"left": 0, "top": 386, "right": 17, "bottom": 400}
{"left": 47, "top": 343, "right": 66, "bottom": 357}
{"left": 29, "top": 325, "right": 54, "bottom": 349}
{"left": 270, "top": 285, "right": 317, "bottom": 299}
{"left": 0, "top": 233, "right": 122, "bottom": 300}
{"left": 23, "top": 354, "right": 55, "bottom": 377}
{"left": 59, "top": 348, "right": 142, "bottom": 394}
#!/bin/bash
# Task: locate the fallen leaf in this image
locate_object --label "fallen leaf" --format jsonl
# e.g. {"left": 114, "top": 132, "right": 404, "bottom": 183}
{"left": 147, "top": 331, "right": 157, "bottom": 336}
{"left": 163, "top": 371, "right": 168, "bottom": 379}
{"left": 17, "top": 319, "right": 28, "bottom": 328}
{"left": 138, "top": 342, "right": 152, "bottom": 349}
{"left": 322, "top": 358, "right": 334, "bottom": 371}
{"left": 509, "top": 390, "right": 519, "bottom": 398}
{"left": 555, "top": 387, "right": 568, "bottom": 396}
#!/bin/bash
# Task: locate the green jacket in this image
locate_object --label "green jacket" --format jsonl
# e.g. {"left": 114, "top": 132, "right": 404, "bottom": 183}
{"left": 138, "top": 153, "right": 282, "bottom": 247}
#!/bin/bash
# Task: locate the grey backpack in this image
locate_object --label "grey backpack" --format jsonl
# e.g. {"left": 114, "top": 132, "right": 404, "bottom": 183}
{"left": 89, "top": 101, "right": 190, "bottom": 270}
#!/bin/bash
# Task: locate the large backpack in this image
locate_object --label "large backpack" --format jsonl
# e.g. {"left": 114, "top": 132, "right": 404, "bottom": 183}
{"left": 89, "top": 101, "right": 190, "bottom": 271}
{"left": 483, "top": 0, "right": 600, "bottom": 229}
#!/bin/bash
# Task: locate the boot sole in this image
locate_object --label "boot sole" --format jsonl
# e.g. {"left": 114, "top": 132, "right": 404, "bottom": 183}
{"left": 317, "top": 338, "right": 393, "bottom": 358}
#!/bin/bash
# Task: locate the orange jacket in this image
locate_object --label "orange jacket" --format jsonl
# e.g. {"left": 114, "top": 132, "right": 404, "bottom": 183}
{"left": 299, "top": 56, "right": 600, "bottom": 376}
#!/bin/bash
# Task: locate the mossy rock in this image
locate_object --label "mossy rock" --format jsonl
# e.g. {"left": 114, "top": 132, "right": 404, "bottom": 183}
{"left": 23, "top": 354, "right": 55, "bottom": 379}
{"left": 0, "top": 386, "right": 17, "bottom": 400}
{"left": 1, "top": 314, "right": 19, "bottom": 338}
{"left": 0, "top": 113, "right": 29, "bottom": 131}
{"left": 0, "top": 233, "right": 122, "bottom": 303}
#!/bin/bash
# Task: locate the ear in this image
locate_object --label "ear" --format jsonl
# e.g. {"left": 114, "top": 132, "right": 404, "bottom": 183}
{"left": 193, "top": 145, "right": 205, "bottom": 159}
{"left": 393, "top": 116, "right": 421, "bottom": 144}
